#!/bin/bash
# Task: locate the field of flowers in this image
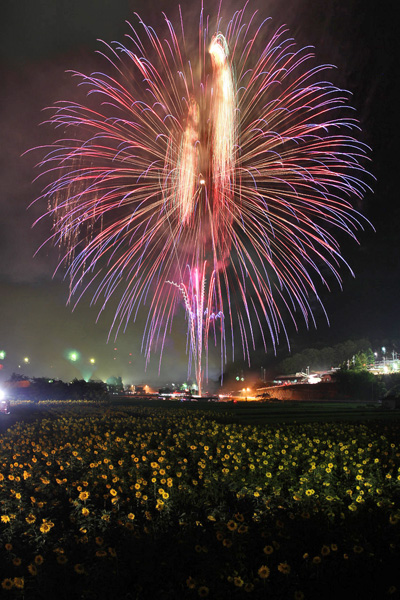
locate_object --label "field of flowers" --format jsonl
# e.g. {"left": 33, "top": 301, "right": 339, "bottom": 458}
{"left": 0, "top": 403, "right": 399, "bottom": 599}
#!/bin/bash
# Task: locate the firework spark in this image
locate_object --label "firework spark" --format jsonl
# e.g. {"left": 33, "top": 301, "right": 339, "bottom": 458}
{"left": 32, "top": 4, "right": 371, "bottom": 391}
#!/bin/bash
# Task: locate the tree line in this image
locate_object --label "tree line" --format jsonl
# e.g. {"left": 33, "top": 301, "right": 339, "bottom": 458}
{"left": 278, "top": 338, "right": 374, "bottom": 374}
{"left": 5, "top": 374, "right": 110, "bottom": 402}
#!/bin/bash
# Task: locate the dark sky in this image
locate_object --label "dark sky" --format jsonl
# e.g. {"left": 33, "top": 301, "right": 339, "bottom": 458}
{"left": 0, "top": 0, "right": 397, "bottom": 388}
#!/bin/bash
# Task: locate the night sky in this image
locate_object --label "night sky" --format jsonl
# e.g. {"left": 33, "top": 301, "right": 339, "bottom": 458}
{"left": 0, "top": 0, "right": 398, "bottom": 388}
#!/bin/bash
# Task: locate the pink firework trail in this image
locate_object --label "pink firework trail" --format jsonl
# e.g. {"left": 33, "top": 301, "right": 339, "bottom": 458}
{"left": 168, "top": 264, "right": 223, "bottom": 396}
{"left": 32, "top": 3, "right": 371, "bottom": 392}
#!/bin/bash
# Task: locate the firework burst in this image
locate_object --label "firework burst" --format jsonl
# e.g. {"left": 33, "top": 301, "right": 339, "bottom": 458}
{"left": 32, "top": 3, "right": 371, "bottom": 391}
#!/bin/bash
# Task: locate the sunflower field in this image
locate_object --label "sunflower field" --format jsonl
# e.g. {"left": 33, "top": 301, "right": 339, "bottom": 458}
{"left": 0, "top": 403, "right": 399, "bottom": 599}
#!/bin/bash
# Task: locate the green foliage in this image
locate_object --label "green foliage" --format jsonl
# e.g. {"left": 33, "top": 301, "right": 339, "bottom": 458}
{"left": 279, "top": 339, "right": 373, "bottom": 374}
{"left": 335, "top": 369, "right": 384, "bottom": 401}
{"left": 384, "top": 383, "right": 400, "bottom": 399}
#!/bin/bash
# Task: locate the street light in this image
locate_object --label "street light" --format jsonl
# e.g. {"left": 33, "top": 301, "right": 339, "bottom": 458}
{"left": 242, "top": 387, "right": 251, "bottom": 401}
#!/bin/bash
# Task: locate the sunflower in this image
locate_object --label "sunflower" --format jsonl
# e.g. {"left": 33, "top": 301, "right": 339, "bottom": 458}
{"left": 278, "top": 562, "right": 291, "bottom": 575}
{"left": 74, "top": 564, "right": 85, "bottom": 575}
{"left": 233, "top": 576, "right": 244, "bottom": 587}
{"left": 257, "top": 565, "right": 270, "bottom": 579}
{"left": 13, "top": 577, "right": 24, "bottom": 590}
{"left": 39, "top": 520, "right": 54, "bottom": 533}
{"left": 25, "top": 514, "right": 36, "bottom": 524}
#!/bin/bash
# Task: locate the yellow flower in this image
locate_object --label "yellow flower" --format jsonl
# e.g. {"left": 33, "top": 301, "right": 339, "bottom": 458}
{"left": 127, "top": 513, "right": 135, "bottom": 520}
{"left": 28, "top": 564, "right": 38, "bottom": 576}
{"left": 258, "top": 565, "right": 270, "bottom": 579}
{"left": 313, "top": 556, "right": 321, "bottom": 564}
{"left": 110, "top": 489, "right": 117, "bottom": 496}
{"left": 5, "top": 543, "right": 12, "bottom": 551}
{"left": 79, "top": 491, "right": 89, "bottom": 501}
{"left": 12, "top": 557, "right": 22, "bottom": 567}
{"left": 13, "top": 577, "right": 24, "bottom": 590}
{"left": 25, "top": 514, "right": 36, "bottom": 524}
{"left": 278, "top": 562, "right": 291, "bottom": 575}
{"left": 1, "top": 579, "right": 14, "bottom": 590}
{"left": 1, "top": 515, "right": 10, "bottom": 523}
{"left": 234, "top": 576, "right": 244, "bottom": 587}
{"left": 57, "top": 555, "right": 68, "bottom": 565}
{"left": 74, "top": 564, "right": 85, "bottom": 574}
{"left": 227, "top": 520, "right": 237, "bottom": 531}
{"left": 197, "top": 586, "right": 209, "bottom": 597}
{"left": 95, "top": 549, "right": 107, "bottom": 557}
{"left": 40, "top": 520, "right": 53, "bottom": 533}
{"left": 234, "top": 513, "right": 244, "bottom": 522}
{"left": 263, "top": 545, "right": 274, "bottom": 555}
